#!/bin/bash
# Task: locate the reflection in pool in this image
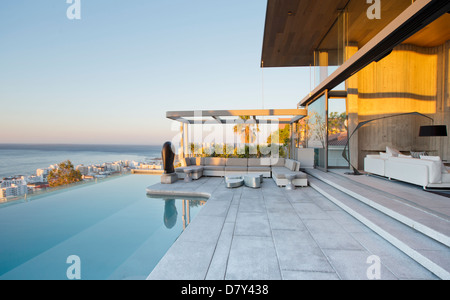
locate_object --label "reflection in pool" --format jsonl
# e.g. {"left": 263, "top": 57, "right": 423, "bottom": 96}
{"left": 0, "top": 174, "right": 208, "bottom": 280}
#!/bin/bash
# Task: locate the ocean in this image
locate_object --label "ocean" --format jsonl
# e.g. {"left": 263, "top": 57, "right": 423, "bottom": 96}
{"left": 0, "top": 144, "right": 163, "bottom": 178}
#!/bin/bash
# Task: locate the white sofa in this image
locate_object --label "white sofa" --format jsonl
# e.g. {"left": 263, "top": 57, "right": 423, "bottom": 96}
{"left": 364, "top": 154, "right": 450, "bottom": 189}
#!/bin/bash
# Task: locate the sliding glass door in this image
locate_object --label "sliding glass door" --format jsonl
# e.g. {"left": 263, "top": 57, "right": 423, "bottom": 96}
{"left": 327, "top": 98, "right": 349, "bottom": 168}
{"left": 306, "top": 91, "right": 327, "bottom": 170}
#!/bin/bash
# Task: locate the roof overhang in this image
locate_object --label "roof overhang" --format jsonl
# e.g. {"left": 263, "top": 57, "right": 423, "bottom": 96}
{"left": 167, "top": 109, "right": 307, "bottom": 125}
{"left": 298, "top": 0, "right": 450, "bottom": 107}
{"left": 261, "top": 0, "right": 348, "bottom": 67}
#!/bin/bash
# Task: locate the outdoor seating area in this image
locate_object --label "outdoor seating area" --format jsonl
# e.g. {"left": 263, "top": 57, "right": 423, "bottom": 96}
{"left": 175, "top": 157, "right": 308, "bottom": 188}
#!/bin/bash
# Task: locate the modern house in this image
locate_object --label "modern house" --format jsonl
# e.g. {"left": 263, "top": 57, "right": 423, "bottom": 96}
{"left": 261, "top": 0, "right": 450, "bottom": 172}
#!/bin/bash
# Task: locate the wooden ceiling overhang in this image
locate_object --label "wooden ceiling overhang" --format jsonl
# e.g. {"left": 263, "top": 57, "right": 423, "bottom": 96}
{"left": 261, "top": 0, "right": 349, "bottom": 68}
{"left": 296, "top": 0, "right": 450, "bottom": 107}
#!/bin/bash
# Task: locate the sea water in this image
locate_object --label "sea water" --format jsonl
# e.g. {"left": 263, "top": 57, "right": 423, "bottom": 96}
{"left": 0, "top": 144, "right": 162, "bottom": 178}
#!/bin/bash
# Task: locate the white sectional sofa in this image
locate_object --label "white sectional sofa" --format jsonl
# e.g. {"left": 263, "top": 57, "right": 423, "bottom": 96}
{"left": 175, "top": 156, "right": 308, "bottom": 187}
{"left": 364, "top": 154, "right": 450, "bottom": 189}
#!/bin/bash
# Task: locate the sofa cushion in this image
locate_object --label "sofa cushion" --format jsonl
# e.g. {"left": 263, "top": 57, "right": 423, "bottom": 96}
{"left": 272, "top": 170, "right": 307, "bottom": 180}
{"left": 410, "top": 151, "right": 428, "bottom": 158}
{"left": 247, "top": 166, "right": 271, "bottom": 172}
{"left": 192, "top": 157, "right": 204, "bottom": 166}
{"left": 204, "top": 157, "right": 226, "bottom": 166}
{"left": 388, "top": 157, "right": 442, "bottom": 184}
{"left": 181, "top": 158, "right": 191, "bottom": 167}
{"left": 442, "top": 172, "right": 450, "bottom": 183}
{"left": 386, "top": 146, "right": 402, "bottom": 157}
{"left": 176, "top": 166, "right": 203, "bottom": 173}
{"left": 203, "top": 165, "right": 225, "bottom": 171}
{"left": 271, "top": 157, "right": 285, "bottom": 167}
{"left": 226, "top": 158, "right": 247, "bottom": 166}
{"left": 284, "top": 159, "right": 296, "bottom": 171}
{"left": 225, "top": 166, "right": 248, "bottom": 172}
{"left": 248, "top": 158, "right": 271, "bottom": 167}
{"left": 190, "top": 157, "right": 204, "bottom": 166}
{"left": 379, "top": 152, "right": 390, "bottom": 159}
{"left": 420, "top": 155, "right": 448, "bottom": 174}
{"left": 294, "top": 160, "right": 300, "bottom": 171}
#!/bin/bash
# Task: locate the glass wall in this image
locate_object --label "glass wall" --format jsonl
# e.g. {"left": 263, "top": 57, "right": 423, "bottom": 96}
{"left": 327, "top": 98, "right": 348, "bottom": 168}
{"left": 306, "top": 93, "right": 327, "bottom": 169}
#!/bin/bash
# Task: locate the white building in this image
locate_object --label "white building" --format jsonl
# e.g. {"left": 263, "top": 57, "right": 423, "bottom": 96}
{"left": 0, "top": 182, "right": 28, "bottom": 198}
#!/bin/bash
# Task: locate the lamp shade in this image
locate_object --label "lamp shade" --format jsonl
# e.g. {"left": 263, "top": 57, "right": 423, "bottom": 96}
{"left": 419, "top": 125, "right": 447, "bottom": 137}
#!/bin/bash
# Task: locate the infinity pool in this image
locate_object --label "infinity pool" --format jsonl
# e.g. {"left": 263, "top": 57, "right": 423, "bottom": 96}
{"left": 0, "top": 174, "right": 206, "bottom": 280}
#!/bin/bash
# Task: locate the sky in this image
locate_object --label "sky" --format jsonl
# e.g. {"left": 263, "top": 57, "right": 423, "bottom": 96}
{"left": 0, "top": 0, "right": 312, "bottom": 145}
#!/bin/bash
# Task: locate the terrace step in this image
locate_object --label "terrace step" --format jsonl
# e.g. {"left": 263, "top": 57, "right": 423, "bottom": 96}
{"left": 305, "top": 169, "right": 450, "bottom": 246}
{"left": 307, "top": 174, "right": 450, "bottom": 280}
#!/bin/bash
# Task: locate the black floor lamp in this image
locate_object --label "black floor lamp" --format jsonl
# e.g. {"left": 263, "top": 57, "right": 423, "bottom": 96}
{"left": 342, "top": 112, "right": 436, "bottom": 175}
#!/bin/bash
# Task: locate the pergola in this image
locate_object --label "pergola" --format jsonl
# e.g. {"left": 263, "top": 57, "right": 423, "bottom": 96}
{"left": 166, "top": 108, "right": 307, "bottom": 158}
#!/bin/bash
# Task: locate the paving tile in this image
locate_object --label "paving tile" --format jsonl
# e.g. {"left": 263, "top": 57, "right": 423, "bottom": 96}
{"left": 205, "top": 222, "right": 235, "bottom": 280}
{"left": 234, "top": 212, "right": 271, "bottom": 237}
{"left": 281, "top": 270, "right": 339, "bottom": 280}
{"left": 293, "top": 203, "right": 332, "bottom": 220}
{"left": 226, "top": 235, "right": 281, "bottom": 280}
{"left": 312, "top": 232, "right": 365, "bottom": 250}
{"left": 178, "top": 215, "right": 225, "bottom": 244}
{"left": 197, "top": 200, "right": 230, "bottom": 218}
{"left": 327, "top": 210, "right": 373, "bottom": 233}
{"left": 238, "top": 197, "right": 266, "bottom": 213}
{"left": 146, "top": 240, "right": 215, "bottom": 280}
{"left": 303, "top": 219, "right": 346, "bottom": 235}
{"left": 267, "top": 211, "right": 306, "bottom": 230}
{"left": 272, "top": 229, "right": 335, "bottom": 273}
{"left": 323, "top": 249, "right": 398, "bottom": 280}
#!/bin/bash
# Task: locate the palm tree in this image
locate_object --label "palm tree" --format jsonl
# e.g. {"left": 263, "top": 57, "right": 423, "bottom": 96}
{"left": 233, "top": 116, "right": 260, "bottom": 144}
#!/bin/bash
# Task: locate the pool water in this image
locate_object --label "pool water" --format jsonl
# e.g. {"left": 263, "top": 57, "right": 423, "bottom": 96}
{"left": 0, "top": 174, "right": 206, "bottom": 280}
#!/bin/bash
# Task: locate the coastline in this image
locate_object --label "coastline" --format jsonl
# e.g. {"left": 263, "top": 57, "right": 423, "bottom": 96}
{"left": 0, "top": 171, "right": 136, "bottom": 208}
{"left": 0, "top": 144, "right": 164, "bottom": 206}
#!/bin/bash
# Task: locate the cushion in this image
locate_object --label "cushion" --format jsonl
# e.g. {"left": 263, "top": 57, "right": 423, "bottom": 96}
{"left": 248, "top": 158, "right": 271, "bottom": 167}
{"left": 192, "top": 157, "right": 204, "bottom": 166}
{"left": 294, "top": 160, "right": 300, "bottom": 171}
{"left": 284, "top": 159, "right": 296, "bottom": 171}
{"left": 442, "top": 172, "right": 450, "bottom": 183}
{"left": 182, "top": 158, "right": 191, "bottom": 167}
{"left": 379, "top": 152, "right": 390, "bottom": 159}
{"left": 204, "top": 157, "right": 226, "bottom": 166}
{"left": 272, "top": 170, "right": 307, "bottom": 180}
{"left": 247, "top": 166, "right": 271, "bottom": 172}
{"left": 203, "top": 165, "right": 225, "bottom": 171}
{"left": 420, "top": 155, "right": 448, "bottom": 174}
{"left": 367, "top": 154, "right": 383, "bottom": 159}
{"left": 410, "top": 151, "right": 428, "bottom": 159}
{"left": 386, "top": 146, "right": 402, "bottom": 157}
{"left": 225, "top": 166, "right": 248, "bottom": 172}
{"left": 398, "top": 154, "right": 412, "bottom": 158}
{"left": 226, "top": 158, "right": 247, "bottom": 166}
{"left": 271, "top": 157, "right": 285, "bottom": 167}
{"left": 390, "top": 156, "right": 441, "bottom": 183}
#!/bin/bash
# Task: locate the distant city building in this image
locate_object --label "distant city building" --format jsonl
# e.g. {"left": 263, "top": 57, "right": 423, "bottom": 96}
{"left": 2, "top": 159, "right": 147, "bottom": 199}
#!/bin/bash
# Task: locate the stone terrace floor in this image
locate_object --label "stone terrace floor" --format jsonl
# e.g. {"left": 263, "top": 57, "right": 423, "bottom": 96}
{"left": 146, "top": 176, "right": 438, "bottom": 280}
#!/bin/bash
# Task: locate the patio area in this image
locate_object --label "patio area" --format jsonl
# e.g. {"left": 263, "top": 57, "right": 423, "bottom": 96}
{"left": 145, "top": 171, "right": 447, "bottom": 280}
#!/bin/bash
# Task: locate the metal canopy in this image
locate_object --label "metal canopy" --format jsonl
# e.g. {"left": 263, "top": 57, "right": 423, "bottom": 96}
{"left": 166, "top": 108, "right": 307, "bottom": 124}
